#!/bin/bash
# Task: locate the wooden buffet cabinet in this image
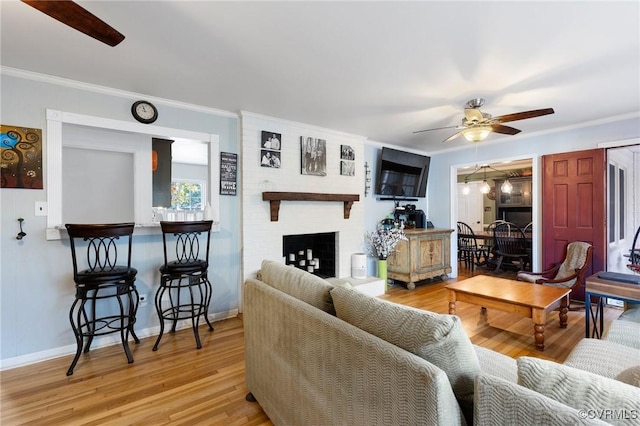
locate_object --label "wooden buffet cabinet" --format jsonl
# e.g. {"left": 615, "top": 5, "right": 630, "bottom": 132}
{"left": 387, "top": 228, "right": 453, "bottom": 290}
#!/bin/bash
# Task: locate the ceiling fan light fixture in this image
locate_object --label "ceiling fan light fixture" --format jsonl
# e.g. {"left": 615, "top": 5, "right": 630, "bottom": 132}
{"left": 462, "top": 125, "right": 492, "bottom": 142}
{"left": 501, "top": 178, "right": 513, "bottom": 194}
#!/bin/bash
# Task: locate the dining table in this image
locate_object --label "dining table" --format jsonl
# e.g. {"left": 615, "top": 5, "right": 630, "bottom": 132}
{"left": 457, "top": 229, "right": 533, "bottom": 272}
{"left": 458, "top": 230, "right": 533, "bottom": 242}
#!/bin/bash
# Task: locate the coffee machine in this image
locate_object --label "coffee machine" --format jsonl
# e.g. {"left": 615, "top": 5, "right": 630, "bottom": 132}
{"left": 395, "top": 203, "right": 427, "bottom": 229}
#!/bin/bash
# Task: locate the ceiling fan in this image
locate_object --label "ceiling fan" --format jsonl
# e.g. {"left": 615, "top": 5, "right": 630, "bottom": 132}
{"left": 21, "top": 1, "right": 124, "bottom": 47}
{"left": 413, "top": 98, "right": 554, "bottom": 143}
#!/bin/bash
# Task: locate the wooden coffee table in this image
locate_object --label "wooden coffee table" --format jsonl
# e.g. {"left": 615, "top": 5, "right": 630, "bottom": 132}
{"left": 445, "top": 275, "right": 571, "bottom": 351}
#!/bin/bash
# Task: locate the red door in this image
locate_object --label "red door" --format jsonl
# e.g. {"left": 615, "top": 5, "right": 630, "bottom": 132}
{"left": 541, "top": 148, "right": 606, "bottom": 301}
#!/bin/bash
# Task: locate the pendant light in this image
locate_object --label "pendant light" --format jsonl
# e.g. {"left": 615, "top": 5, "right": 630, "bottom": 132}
{"left": 462, "top": 164, "right": 515, "bottom": 195}
{"left": 480, "top": 179, "right": 491, "bottom": 194}
{"left": 462, "top": 181, "right": 471, "bottom": 195}
{"left": 500, "top": 178, "right": 513, "bottom": 194}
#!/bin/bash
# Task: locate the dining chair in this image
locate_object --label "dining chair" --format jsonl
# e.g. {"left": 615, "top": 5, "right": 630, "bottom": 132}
{"left": 456, "top": 221, "right": 487, "bottom": 273}
{"left": 492, "top": 222, "right": 529, "bottom": 273}
{"left": 483, "top": 220, "right": 509, "bottom": 270}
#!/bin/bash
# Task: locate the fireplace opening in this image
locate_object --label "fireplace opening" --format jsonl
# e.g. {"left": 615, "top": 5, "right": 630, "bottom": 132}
{"left": 283, "top": 232, "right": 337, "bottom": 278}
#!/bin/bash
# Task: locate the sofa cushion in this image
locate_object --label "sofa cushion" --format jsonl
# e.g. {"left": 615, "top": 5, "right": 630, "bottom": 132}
{"left": 259, "top": 260, "right": 335, "bottom": 314}
{"left": 563, "top": 338, "right": 640, "bottom": 379}
{"left": 517, "top": 357, "right": 640, "bottom": 426}
{"left": 330, "top": 285, "right": 480, "bottom": 405}
{"left": 603, "top": 318, "right": 640, "bottom": 349}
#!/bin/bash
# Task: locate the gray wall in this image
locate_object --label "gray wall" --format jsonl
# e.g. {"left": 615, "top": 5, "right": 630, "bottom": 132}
{"left": 1, "top": 74, "right": 240, "bottom": 364}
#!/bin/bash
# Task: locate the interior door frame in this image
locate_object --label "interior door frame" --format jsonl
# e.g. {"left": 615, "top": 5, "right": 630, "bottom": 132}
{"left": 600, "top": 138, "right": 640, "bottom": 273}
{"left": 450, "top": 154, "right": 540, "bottom": 278}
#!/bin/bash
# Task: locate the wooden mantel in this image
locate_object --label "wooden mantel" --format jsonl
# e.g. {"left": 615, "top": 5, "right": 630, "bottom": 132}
{"left": 262, "top": 192, "right": 360, "bottom": 222}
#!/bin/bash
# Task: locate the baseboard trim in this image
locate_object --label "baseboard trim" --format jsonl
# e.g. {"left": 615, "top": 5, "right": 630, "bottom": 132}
{"left": 0, "top": 309, "right": 238, "bottom": 371}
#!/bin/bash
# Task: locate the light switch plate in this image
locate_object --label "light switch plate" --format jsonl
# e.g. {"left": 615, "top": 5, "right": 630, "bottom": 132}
{"left": 35, "top": 201, "right": 47, "bottom": 216}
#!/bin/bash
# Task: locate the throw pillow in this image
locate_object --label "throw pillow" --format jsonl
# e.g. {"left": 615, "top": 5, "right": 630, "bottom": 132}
{"left": 259, "top": 260, "right": 335, "bottom": 314}
{"left": 330, "top": 286, "right": 480, "bottom": 405}
{"left": 325, "top": 277, "right": 354, "bottom": 289}
{"left": 616, "top": 366, "right": 640, "bottom": 387}
{"left": 517, "top": 357, "right": 640, "bottom": 426}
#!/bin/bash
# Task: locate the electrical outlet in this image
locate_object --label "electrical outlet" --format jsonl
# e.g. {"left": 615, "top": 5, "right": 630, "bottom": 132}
{"left": 139, "top": 293, "right": 148, "bottom": 307}
{"left": 35, "top": 201, "right": 47, "bottom": 216}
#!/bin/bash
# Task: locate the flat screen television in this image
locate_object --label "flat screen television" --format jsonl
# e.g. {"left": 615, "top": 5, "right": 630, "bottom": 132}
{"left": 375, "top": 147, "right": 430, "bottom": 198}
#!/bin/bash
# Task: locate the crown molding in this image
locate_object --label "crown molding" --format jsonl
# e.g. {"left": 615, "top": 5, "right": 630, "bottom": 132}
{"left": 1, "top": 66, "right": 238, "bottom": 119}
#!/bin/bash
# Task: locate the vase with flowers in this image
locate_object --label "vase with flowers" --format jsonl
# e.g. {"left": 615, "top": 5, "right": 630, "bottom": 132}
{"left": 366, "top": 226, "right": 407, "bottom": 290}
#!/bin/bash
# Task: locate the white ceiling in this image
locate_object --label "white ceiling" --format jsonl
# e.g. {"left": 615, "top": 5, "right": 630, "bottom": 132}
{"left": 1, "top": 1, "right": 639, "bottom": 153}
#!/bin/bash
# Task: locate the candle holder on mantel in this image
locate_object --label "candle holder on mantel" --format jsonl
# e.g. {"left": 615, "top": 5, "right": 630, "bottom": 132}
{"left": 285, "top": 248, "right": 321, "bottom": 275}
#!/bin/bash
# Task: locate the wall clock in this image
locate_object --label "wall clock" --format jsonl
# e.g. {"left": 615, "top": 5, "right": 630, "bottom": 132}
{"left": 131, "top": 100, "right": 158, "bottom": 124}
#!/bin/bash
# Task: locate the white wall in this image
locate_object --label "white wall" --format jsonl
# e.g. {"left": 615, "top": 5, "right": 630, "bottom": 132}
{"left": 241, "top": 112, "right": 366, "bottom": 281}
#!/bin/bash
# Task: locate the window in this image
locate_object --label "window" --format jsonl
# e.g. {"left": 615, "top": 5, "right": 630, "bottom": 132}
{"left": 619, "top": 168, "right": 625, "bottom": 240}
{"left": 171, "top": 180, "right": 206, "bottom": 210}
{"left": 608, "top": 161, "right": 627, "bottom": 245}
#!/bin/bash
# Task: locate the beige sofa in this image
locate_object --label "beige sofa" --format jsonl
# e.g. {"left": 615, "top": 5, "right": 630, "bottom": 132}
{"left": 244, "top": 260, "right": 640, "bottom": 425}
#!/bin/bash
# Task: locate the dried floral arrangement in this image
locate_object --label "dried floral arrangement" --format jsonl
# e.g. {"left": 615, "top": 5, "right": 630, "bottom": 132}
{"left": 366, "top": 226, "right": 407, "bottom": 260}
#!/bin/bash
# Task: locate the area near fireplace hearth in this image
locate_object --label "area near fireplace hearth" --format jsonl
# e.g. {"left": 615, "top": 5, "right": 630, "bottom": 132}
{"left": 241, "top": 112, "right": 366, "bottom": 283}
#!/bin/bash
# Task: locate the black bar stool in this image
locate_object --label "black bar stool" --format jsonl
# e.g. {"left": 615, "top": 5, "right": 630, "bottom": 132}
{"left": 65, "top": 223, "right": 139, "bottom": 376}
{"left": 153, "top": 220, "right": 214, "bottom": 351}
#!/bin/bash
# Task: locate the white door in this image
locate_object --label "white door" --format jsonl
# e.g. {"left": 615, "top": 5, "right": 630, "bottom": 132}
{"left": 457, "top": 182, "right": 484, "bottom": 232}
{"left": 607, "top": 145, "right": 639, "bottom": 274}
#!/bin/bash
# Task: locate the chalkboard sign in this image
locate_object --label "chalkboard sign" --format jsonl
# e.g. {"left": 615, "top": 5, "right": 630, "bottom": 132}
{"left": 220, "top": 152, "right": 237, "bottom": 196}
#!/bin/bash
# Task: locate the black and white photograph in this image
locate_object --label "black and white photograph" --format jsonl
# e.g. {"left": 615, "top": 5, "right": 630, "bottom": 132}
{"left": 340, "top": 160, "right": 355, "bottom": 176}
{"left": 261, "top": 131, "right": 281, "bottom": 150}
{"left": 260, "top": 149, "right": 281, "bottom": 168}
{"left": 300, "top": 136, "right": 326, "bottom": 176}
{"left": 340, "top": 144, "right": 355, "bottom": 160}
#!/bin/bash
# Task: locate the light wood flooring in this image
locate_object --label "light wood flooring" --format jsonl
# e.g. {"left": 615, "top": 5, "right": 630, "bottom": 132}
{"left": 0, "top": 266, "right": 623, "bottom": 425}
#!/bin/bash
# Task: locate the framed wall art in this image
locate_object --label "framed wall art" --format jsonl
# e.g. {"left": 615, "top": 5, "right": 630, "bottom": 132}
{"left": 300, "top": 136, "right": 326, "bottom": 176}
{"left": 261, "top": 131, "right": 281, "bottom": 150}
{"left": 340, "top": 144, "right": 355, "bottom": 176}
{"left": 220, "top": 151, "right": 238, "bottom": 195}
{"left": 261, "top": 150, "right": 281, "bottom": 168}
{"left": 1, "top": 124, "right": 43, "bottom": 189}
{"left": 260, "top": 131, "right": 281, "bottom": 168}
{"left": 340, "top": 160, "right": 355, "bottom": 176}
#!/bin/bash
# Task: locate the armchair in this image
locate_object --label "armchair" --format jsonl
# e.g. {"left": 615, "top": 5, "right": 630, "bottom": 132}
{"left": 517, "top": 241, "right": 593, "bottom": 307}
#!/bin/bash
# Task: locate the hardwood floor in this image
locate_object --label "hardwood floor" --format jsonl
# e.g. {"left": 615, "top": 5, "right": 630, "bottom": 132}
{"left": 0, "top": 267, "right": 623, "bottom": 425}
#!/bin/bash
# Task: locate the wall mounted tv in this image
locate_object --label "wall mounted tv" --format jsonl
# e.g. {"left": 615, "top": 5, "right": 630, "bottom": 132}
{"left": 375, "top": 147, "right": 430, "bottom": 198}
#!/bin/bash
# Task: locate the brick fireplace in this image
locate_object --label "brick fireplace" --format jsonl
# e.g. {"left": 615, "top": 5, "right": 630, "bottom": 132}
{"left": 241, "top": 112, "right": 366, "bottom": 282}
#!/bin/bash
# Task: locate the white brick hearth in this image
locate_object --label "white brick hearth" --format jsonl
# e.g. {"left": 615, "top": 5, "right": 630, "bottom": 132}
{"left": 241, "top": 111, "right": 366, "bottom": 282}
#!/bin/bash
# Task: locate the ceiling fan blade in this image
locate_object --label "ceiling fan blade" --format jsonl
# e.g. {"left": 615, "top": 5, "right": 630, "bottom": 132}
{"left": 464, "top": 108, "right": 484, "bottom": 123}
{"left": 493, "top": 108, "right": 555, "bottom": 123}
{"left": 21, "top": 0, "right": 125, "bottom": 47}
{"left": 442, "top": 131, "right": 463, "bottom": 143}
{"left": 413, "top": 125, "right": 458, "bottom": 134}
{"left": 490, "top": 124, "right": 521, "bottom": 135}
